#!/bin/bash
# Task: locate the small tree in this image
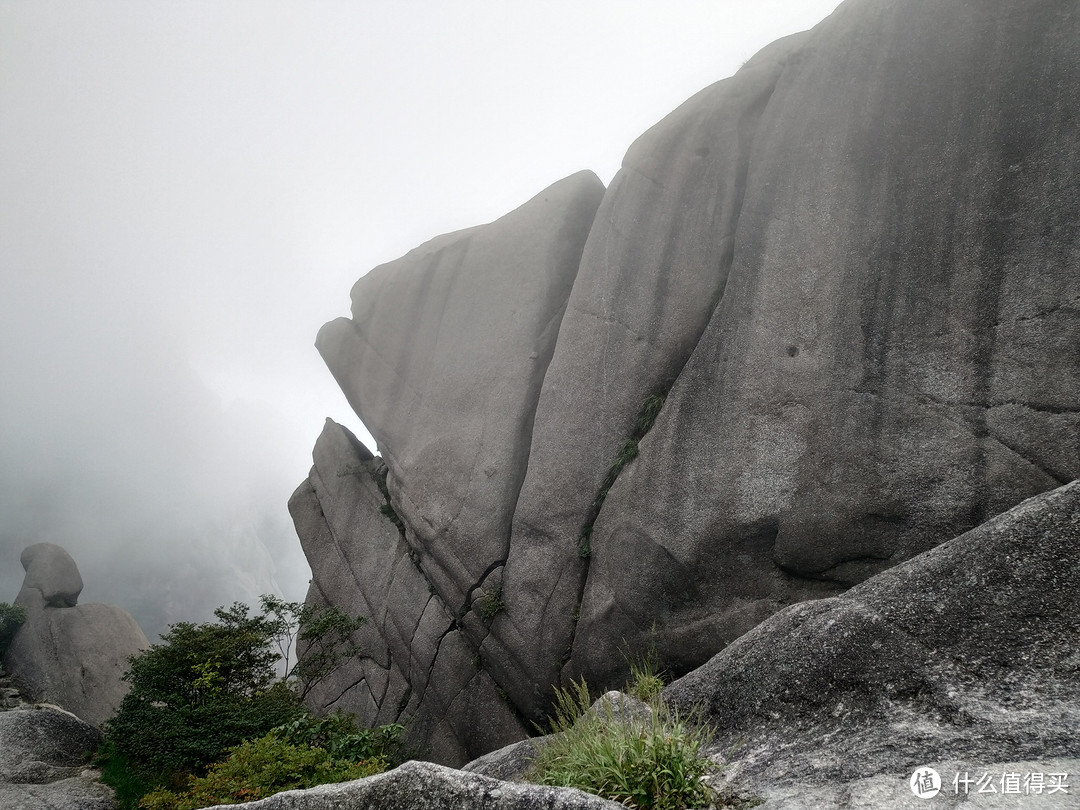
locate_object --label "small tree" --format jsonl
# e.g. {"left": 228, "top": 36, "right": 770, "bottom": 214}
{"left": 103, "top": 597, "right": 367, "bottom": 780}
{"left": 258, "top": 595, "right": 365, "bottom": 700}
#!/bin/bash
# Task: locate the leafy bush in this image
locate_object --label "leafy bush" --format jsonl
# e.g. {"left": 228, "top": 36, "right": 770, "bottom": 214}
{"left": 273, "top": 712, "right": 403, "bottom": 765}
{"left": 101, "top": 596, "right": 369, "bottom": 802}
{"left": 138, "top": 733, "right": 385, "bottom": 810}
{"left": 0, "top": 601, "right": 27, "bottom": 656}
{"left": 528, "top": 679, "right": 714, "bottom": 810}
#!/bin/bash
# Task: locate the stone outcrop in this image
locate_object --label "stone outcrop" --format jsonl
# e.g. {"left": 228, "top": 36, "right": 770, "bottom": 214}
{"left": 666, "top": 479, "right": 1080, "bottom": 805}
{"left": 0, "top": 705, "right": 115, "bottom": 810}
{"left": 196, "top": 760, "right": 623, "bottom": 810}
{"left": 294, "top": 0, "right": 1080, "bottom": 761}
{"left": 290, "top": 422, "right": 528, "bottom": 765}
{"left": 4, "top": 543, "right": 149, "bottom": 728}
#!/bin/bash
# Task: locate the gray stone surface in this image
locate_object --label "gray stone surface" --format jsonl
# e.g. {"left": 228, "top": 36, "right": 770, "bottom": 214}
{"left": 19, "top": 543, "right": 83, "bottom": 608}
{"left": 571, "top": 0, "right": 1080, "bottom": 687}
{"left": 296, "top": 0, "right": 1080, "bottom": 766}
{"left": 666, "top": 480, "right": 1080, "bottom": 801}
{"left": 316, "top": 171, "right": 603, "bottom": 622}
{"left": 290, "top": 421, "right": 527, "bottom": 766}
{"left": 196, "top": 759, "right": 624, "bottom": 810}
{"left": 0, "top": 706, "right": 114, "bottom": 810}
{"left": 5, "top": 546, "right": 149, "bottom": 728}
{"left": 493, "top": 29, "right": 813, "bottom": 724}
{"left": 0, "top": 778, "right": 117, "bottom": 810}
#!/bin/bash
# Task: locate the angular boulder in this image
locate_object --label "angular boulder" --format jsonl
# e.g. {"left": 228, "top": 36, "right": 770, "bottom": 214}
{"left": 295, "top": 0, "right": 1080, "bottom": 763}
{"left": 4, "top": 544, "right": 149, "bottom": 728}
{"left": 316, "top": 171, "right": 604, "bottom": 616}
{"left": 665, "top": 479, "right": 1080, "bottom": 801}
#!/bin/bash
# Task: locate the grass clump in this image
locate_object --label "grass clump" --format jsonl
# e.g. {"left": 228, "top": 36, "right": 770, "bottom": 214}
{"left": 625, "top": 659, "right": 665, "bottom": 704}
{"left": 528, "top": 679, "right": 714, "bottom": 810}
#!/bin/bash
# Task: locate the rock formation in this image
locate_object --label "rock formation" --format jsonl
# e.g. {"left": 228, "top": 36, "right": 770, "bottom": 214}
{"left": 0, "top": 705, "right": 116, "bottom": 810}
{"left": 3, "top": 543, "right": 149, "bottom": 728}
{"left": 294, "top": 0, "right": 1080, "bottom": 762}
{"left": 666, "top": 478, "right": 1080, "bottom": 805}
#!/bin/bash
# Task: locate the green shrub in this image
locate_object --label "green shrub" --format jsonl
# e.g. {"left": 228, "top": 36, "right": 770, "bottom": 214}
{"left": 528, "top": 679, "right": 714, "bottom": 810}
{"left": 137, "top": 733, "right": 386, "bottom": 810}
{"left": 101, "top": 596, "right": 368, "bottom": 802}
{"left": 273, "top": 712, "right": 403, "bottom": 765}
{"left": 0, "top": 601, "right": 27, "bottom": 656}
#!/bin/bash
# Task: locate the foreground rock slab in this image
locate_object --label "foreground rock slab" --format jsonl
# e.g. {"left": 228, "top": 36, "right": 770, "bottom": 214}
{"left": 197, "top": 759, "right": 623, "bottom": 810}
{"left": 666, "top": 479, "right": 1080, "bottom": 805}
{"left": 0, "top": 705, "right": 115, "bottom": 810}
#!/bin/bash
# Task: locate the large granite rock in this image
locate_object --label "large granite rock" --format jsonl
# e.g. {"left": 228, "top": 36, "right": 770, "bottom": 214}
{"left": 666, "top": 479, "right": 1080, "bottom": 806}
{"left": 197, "top": 760, "right": 623, "bottom": 810}
{"left": 4, "top": 544, "right": 149, "bottom": 728}
{"left": 289, "top": 421, "right": 528, "bottom": 766}
{"left": 316, "top": 171, "right": 603, "bottom": 618}
{"left": 569, "top": 0, "right": 1080, "bottom": 686}
{"left": 295, "top": 0, "right": 1080, "bottom": 762}
{"left": 0, "top": 705, "right": 115, "bottom": 809}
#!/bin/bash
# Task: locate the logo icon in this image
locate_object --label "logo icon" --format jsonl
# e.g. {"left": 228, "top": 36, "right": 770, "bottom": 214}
{"left": 910, "top": 767, "right": 942, "bottom": 798}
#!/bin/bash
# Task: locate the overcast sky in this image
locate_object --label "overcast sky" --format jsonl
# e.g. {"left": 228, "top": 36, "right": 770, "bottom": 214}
{"left": 1, "top": 0, "right": 843, "bottom": 638}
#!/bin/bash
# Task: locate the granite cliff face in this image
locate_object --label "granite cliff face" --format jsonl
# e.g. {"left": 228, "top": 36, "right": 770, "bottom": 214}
{"left": 293, "top": 0, "right": 1080, "bottom": 763}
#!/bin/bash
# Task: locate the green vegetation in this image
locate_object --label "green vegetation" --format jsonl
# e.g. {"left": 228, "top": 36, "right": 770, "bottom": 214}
{"left": 624, "top": 659, "right": 665, "bottom": 704}
{"left": 477, "top": 586, "right": 506, "bottom": 621}
{"left": 98, "top": 596, "right": 393, "bottom": 810}
{"left": 0, "top": 601, "right": 27, "bottom": 656}
{"left": 578, "top": 392, "right": 667, "bottom": 558}
{"left": 527, "top": 678, "right": 714, "bottom": 810}
{"left": 138, "top": 733, "right": 387, "bottom": 810}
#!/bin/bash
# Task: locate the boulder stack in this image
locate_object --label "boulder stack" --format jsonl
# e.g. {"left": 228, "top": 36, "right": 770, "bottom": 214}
{"left": 3, "top": 543, "right": 148, "bottom": 728}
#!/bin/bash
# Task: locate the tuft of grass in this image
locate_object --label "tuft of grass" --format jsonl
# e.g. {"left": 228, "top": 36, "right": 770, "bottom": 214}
{"left": 625, "top": 659, "right": 665, "bottom": 704}
{"left": 528, "top": 679, "right": 714, "bottom": 810}
{"left": 632, "top": 393, "right": 666, "bottom": 438}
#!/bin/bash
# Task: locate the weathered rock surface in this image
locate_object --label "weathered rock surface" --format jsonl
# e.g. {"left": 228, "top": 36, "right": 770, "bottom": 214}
{"left": 666, "top": 479, "right": 1080, "bottom": 805}
{"left": 290, "top": 421, "right": 527, "bottom": 766}
{"left": 295, "top": 0, "right": 1080, "bottom": 763}
{"left": 4, "top": 544, "right": 149, "bottom": 728}
{"left": 0, "top": 705, "right": 115, "bottom": 809}
{"left": 18, "top": 544, "right": 83, "bottom": 608}
{"left": 196, "top": 760, "right": 623, "bottom": 810}
{"left": 571, "top": 0, "right": 1080, "bottom": 687}
{"left": 316, "top": 171, "right": 603, "bottom": 618}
